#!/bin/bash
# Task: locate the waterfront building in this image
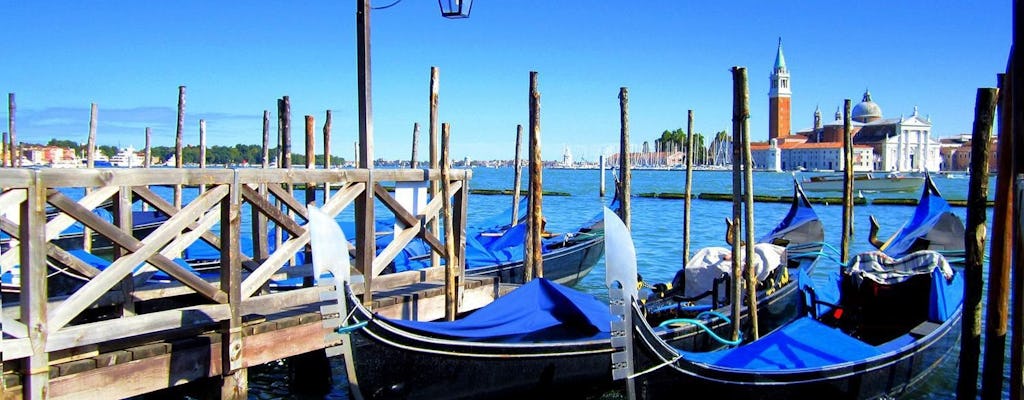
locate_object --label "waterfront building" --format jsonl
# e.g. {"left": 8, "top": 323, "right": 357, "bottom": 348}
{"left": 752, "top": 39, "right": 942, "bottom": 172}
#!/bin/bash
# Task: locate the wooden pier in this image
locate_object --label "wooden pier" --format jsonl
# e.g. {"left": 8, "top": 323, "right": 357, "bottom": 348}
{"left": 0, "top": 167, "right": 490, "bottom": 399}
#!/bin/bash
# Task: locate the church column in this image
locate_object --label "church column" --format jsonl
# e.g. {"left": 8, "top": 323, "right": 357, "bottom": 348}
{"left": 921, "top": 129, "right": 929, "bottom": 170}
{"left": 924, "top": 130, "right": 931, "bottom": 171}
{"left": 896, "top": 129, "right": 904, "bottom": 171}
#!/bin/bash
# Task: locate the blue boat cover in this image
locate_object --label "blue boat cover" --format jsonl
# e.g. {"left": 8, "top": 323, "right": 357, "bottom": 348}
{"left": 883, "top": 182, "right": 952, "bottom": 258}
{"left": 681, "top": 316, "right": 882, "bottom": 370}
{"left": 383, "top": 278, "right": 612, "bottom": 341}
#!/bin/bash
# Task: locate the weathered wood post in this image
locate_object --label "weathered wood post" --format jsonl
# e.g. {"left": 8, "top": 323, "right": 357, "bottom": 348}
{"left": 84, "top": 103, "right": 98, "bottom": 252}
{"left": 599, "top": 154, "right": 606, "bottom": 198}
{"left": 841, "top": 99, "right": 853, "bottom": 262}
{"left": 410, "top": 122, "right": 420, "bottom": 169}
{"left": 429, "top": 66, "right": 441, "bottom": 271}
{"left": 2, "top": 131, "right": 7, "bottom": 167}
{"left": 356, "top": 0, "right": 376, "bottom": 305}
{"left": 199, "top": 119, "right": 207, "bottom": 193}
{"left": 1009, "top": 26, "right": 1024, "bottom": 399}
{"left": 175, "top": 86, "right": 185, "bottom": 210}
{"left": 729, "top": 68, "right": 743, "bottom": 342}
{"left": 144, "top": 127, "right": 152, "bottom": 167}
{"left": 305, "top": 115, "right": 316, "bottom": 203}
{"left": 441, "top": 123, "right": 459, "bottom": 320}
{"left": 512, "top": 124, "right": 523, "bottom": 225}
{"left": 280, "top": 97, "right": 292, "bottom": 169}
{"left": 738, "top": 67, "right": 759, "bottom": 341}
{"left": 323, "top": 110, "right": 333, "bottom": 201}
{"left": 618, "top": 87, "right": 631, "bottom": 229}
{"left": 220, "top": 170, "right": 247, "bottom": 399}
{"left": 983, "top": 72, "right": 1014, "bottom": 400}
{"left": 253, "top": 110, "right": 270, "bottom": 264}
{"left": 8, "top": 93, "right": 16, "bottom": 167}
{"left": 115, "top": 176, "right": 136, "bottom": 317}
{"left": 957, "top": 87, "right": 996, "bottom": 400}
{"left": 21, "top": 170, "right": 48, "bottom": 400}
{"left": 526, "top": 72, "right": 544, "bottom": 281}
{"left": 683, "top": 110, "right": 694, "bottom": 263}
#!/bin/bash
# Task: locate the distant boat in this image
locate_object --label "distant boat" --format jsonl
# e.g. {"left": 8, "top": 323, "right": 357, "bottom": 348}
{"left": 108, "top": 146, "right": 145, "bottom": 168}
{"left": 800, "top": 172, "right": 924, "bottom": 193}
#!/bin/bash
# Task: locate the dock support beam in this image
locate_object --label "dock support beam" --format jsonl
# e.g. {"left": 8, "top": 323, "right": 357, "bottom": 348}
{"left": 220, "top": 171, "right": 247, "bottom": 399}
{"left": 22, "top": 172, "right": 49, "bottom": 400}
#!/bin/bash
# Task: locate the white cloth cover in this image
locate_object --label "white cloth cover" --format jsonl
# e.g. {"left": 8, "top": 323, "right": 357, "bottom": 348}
{"left": 682, "top": 243, "right": 787, "bottom": 301}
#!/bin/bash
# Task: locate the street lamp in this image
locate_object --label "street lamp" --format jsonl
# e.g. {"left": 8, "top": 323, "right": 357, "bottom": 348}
{"left": 438, "top": 0, "right": 473, "bottom": 18}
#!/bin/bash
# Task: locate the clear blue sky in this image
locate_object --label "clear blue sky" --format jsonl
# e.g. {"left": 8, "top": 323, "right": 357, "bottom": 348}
{"left": 2, "top": 1, "right": 1012, "bottom": 162}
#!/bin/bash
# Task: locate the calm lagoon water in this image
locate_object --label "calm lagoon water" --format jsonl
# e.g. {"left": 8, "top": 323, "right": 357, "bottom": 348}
{"left": 240, "top": 167, "right": 1002, "bottom": 399}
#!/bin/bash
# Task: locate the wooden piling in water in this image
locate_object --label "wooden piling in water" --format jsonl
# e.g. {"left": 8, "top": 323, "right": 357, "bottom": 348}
{"left": 1009, "top": 24, "right": 1024, "bottom": 398}
{"left": 199, "top": 119, "right": 207, "bottom": 193}
{"left": 599, "top": 154, "right": 606, "bottom": 198}
{"left": 356, "top": 0, "right": 376, "bottom": 305}
{"left": 2, "top": 131, "right": 7, "bottom": 167}
{"left": 841, "top": 99, "right": 853, "bottom": 262}
{"left": 618, "top": 87, "right": 631, "bottom": 230}
{"left": 729, "top": 68, "right": 743, "bottom": 342}
{"left": 429, "top": 66, "right": 441, "bottom": 272}
{"left": 683, "top": 110, "right": 694, "bottom": 263}
{"left": 280, "top": 97, "right": 292, "bottom": 169}
{"left": 323, "top": 110, "right": 333, "bottom": 201}
{"left": 8, "top": 93, "right": 17, "bottom": 167}
{"left": 411, "top": 122, "right": 420, "bottom": 169}
{"left": 254, "top": 110, "right": 271, "bottom": 264}
{"left": 737, "top": 67, "right": 759, "bottom": 340}
{"left": 441, "top": 123, "right": 458, "bottom": 320}
{"left": 305, "top": 115, "right": 316, "bottom": 199}
{"left": 144, "top": 127, "right": 152, "bottom": 168}
{"left": 84, "top": 103, "right": 98, "bottom": 252}
{"left": 175, "top": 86, "right": 185, "bottom": 209}
{"left": 983, "top": 72, "right": 1014, "bottom": 400}
{"left": 957, "top": 87, "right": 997, "bottom": 400}
{"left": 512, "top": 124, "right": 523, "bottom": 225}
{"left": 526, "top": 72, "right": 544, "bottom": 280}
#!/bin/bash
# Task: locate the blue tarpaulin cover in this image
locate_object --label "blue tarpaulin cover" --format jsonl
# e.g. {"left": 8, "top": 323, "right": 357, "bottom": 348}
{"left": 883, "top": 183, "right": 952, "bottom": 258}
{"left": 383, "top": 278, "right": 612, "bottom": 341}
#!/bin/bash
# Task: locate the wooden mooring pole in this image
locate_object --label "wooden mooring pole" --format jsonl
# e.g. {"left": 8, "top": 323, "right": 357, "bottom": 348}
{"left": 199, "top": 119, "right": 207, "bottom": 192}
{"left": 8, "top": 93, "right": 17, "bottom": 167}
{"left": 512, "top": 124, "right": 523, "bottom": 225}
{"left": 84, "top": 103, "right": 98, "bottom": 252}
{"left": 356, "top": 0, "right": 376, "bottom": 306}
{"left": 175, "top": 86, "right": 185, "bottom": 209}
{"left": 599, "top": 154, "right": 606, "bottom": 198}
{"left": 618, "top": 87, "right": 631, "bottom": 229}
{"left": 429, "top": 66, "right": 441, "bottom": 272}
{"left": 324, "top": 110, "right": 333, "bottom": 201}
{"left": 729, "top": 68, "right": 743, "bottom": 342}
{"left": 841, "top": 99, "right": 853, "bottom": 262}
{"left": 1009, "top": 16, "right": 1024, "bottom": 398}
{"left": 983, "top": 72, "right": 1014, "bottom": 400}
{"left": 737, "top": 67, "right": 759, "bottom": 341}
{"left": 683, "top": 110, "right": 694, "bottom": 263}
{"left": 442, "top": 122, "right": 459, "bottom": 320}
{"left": 957, "top": 87, "right": 997, "bottom": 400}
{"left": 253, "top": 110, "right": 270, "bottom": 263}
{"left": 526, "top": 71, "right": 544, "bottom": 280}
{"left": 410, "top": 122, "right": 420, "bottom": 169}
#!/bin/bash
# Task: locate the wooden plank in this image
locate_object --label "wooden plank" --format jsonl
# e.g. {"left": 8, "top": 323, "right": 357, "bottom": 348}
{"left": 240, "top": 231, "right": 309, "bottom": 299}
{"left": 3, "top": 338, "right": 31, "bottom": 360}
{"left": 240, "top": 184, "right": 305, "bottom": 238}
{"left": 44, "top": 304, "right": 230, "bottom": 352}
{"left": 47, "top": 187, "right": 230, "bottom": 330}
{"left": 318, "top": 181, "right": 363, "bottom": 217}
{"left": 265, "top": 183, "right": 309, "bottom": 221}
{"left": 371, "top": 224, "right": 421, "bottom": 276}
{"left": 37, "top": 168, "right": 236, "bottom": 189}
{"left": 134, "top": 186, "right": 261, "bottom": 272}
{"left": 373, "top": 183, "right": 419, "bottom": 228}
{"left": 0, "top": 185, "right": 118, "bottom": 269}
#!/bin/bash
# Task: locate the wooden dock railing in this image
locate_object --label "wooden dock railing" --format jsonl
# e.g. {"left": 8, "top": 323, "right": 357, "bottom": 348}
{"left": 0, "top": 167, "right": 470, "bottom": 399}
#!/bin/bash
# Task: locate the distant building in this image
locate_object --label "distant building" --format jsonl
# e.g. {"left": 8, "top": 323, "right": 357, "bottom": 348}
{"left": 752, "top": 39, "right": 941, "bottom": 172}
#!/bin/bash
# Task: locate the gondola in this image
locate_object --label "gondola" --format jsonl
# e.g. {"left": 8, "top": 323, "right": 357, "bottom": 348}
{"left": 868, "top": 173, "right": 965, "bottom": 258}
{"left": 639, "top": 180, "right": 825, "bottom": 350}
{"left": 605, "top": 180, "right": 965, "bottom": 400}
{"left": 306, "top": 181, "right": 825, "bottom": 400}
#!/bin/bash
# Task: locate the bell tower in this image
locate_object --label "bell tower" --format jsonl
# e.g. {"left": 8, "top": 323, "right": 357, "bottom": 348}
{"left": 769, "top": 37, "right": 791, "bottom": 140}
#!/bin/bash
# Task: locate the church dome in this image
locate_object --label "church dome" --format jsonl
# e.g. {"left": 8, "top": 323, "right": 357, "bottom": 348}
{"left": 852, "top": 90, "right": 882, "bottom": 123}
